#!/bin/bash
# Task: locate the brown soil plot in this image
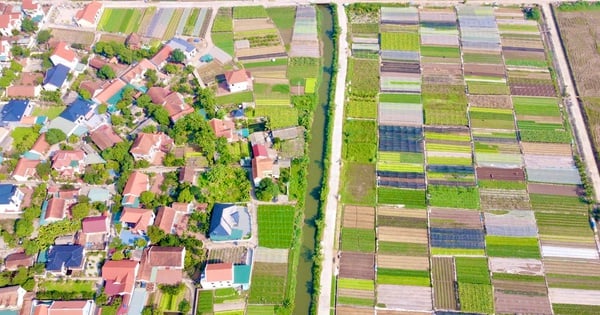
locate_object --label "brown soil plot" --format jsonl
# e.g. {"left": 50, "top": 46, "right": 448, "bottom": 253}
{"left": 338, "top": 288, "right": 375, "bottom": 300}
{"left": 468, "top": 95, "right": 512, "bottom": 109}
{"left": 335, "top": 306, "right": 374, "bottom": 315}
{"left": 378, "top": 227, "right": 428, "bottom": 244}
{"left": 549, "top": 288, "right": 600, "bottom": 305}
{"left": 543, "top": 258, "right": 600, "bottom": 276}
{"left": 528, "top": 183, "right": 582, "bottom": 197}
{"left": 344, "top": 206, "right": 375, "bottom": 229}
{"left": 494, "top": 291, "right": 552, "bottom": 315}
{"left": 520, "top": 142, "right": 572, "bottom": 155}
{"left": 377, "top": 255, "right": 429, "bottom": 270}
{"left": 377, "top": 285, "right": 433, "bottom": 311}
{"left": 429, "top": 208, "right": 482, "bottom": 229}
{"left": 377, "top": 207, "right": 427, "bottom": 218}
{"left": 488, "top": 257, "right": 543, "bottom": 275}
{"left": 340, "top": 252, "right": 375, "bottom": 280}
{"left": 431, "top": 256, "right": 458, "bottom": 310}
{"left": 479, "top": 189, "right": 531, "bottom": 210}
{"left": 476, "top": 167, "right": 525, "bottom": 181}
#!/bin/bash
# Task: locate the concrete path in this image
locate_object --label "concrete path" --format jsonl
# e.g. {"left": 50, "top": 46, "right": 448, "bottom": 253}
{"left": 542, "top": 4, "right": 600, "bottom": 202}
{"left": 317, "top": 4, "right": 349, "bottom": 315}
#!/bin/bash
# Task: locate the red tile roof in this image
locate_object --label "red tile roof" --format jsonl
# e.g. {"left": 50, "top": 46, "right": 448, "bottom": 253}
{"left": 139, "top": 247, "right": 184, "bottom": 284}
{"left": 94, "top": 79, "right": 126, "bottom": 104}
{"left": 209, "top": 118, "right": 237, "bottom": 141}
{"left": 48, "top": 300, "right": 91, "bottom": 315}
{"left": 90, "top": 124, "right": 123, "bottom": 151}
{"left": 0, "top": 286, "right": 23, "bottom": 309}
{"left": 52, "top": 42, "right": 77, "bottom": 63}
{"left": 79, "top": 80, "right": 103, "bottom": 98}
{"left": 224, "top": 70, "right": 251, "bottom": 84}
{"left": 252, "top": 144, "right": 268, "bottom": 158}
{"left": 204, "top": 263, "right": 233, "bottom": 282}
{"left": 179, "top": 167, "right": 195, "bottom": 184}
{"left": 88, "top": 57, "right": 106, "bottom": 70}
{"left": 51, "top": 150, "right": 85, "bottom": 170}
{"left": 30, "top": 134, "right": 50, "bottom": 155}
{"left": 147, "top": 87, "right": 169, "bottom": 104}
{"left": 122, "top": 171, "right": 149, "bottom": 197}
{"left": 121, "top": 59, "right": 155, "bottom": 84}
{"left": 4, "top": 252, "right": 34, "bottom": 270}
{"left": 147, "top": 87, "right": 193, "bottom": 121}
{"left": 120, "top": 207, "right": 153, "bottom": 232}
{"left": 22, "top": 0, "right": 38, "bottom": 11}
{"left": 81, "top": 216, "right": 108, "bottom": 234}
{"left": 102, "top": 260, "right": 138, "bottom": 296}
{"left": 252, "top": 157, "right": 274, "bottom": 182}
{"left": 130, "top": 133, "right": 172, "bottom": 157}
{"left": 155, "top": 205, "right": 189, "bottom": 235}
{"left": 6, "top": 85, "right": 36, "bottom": 98}
{"left": 75, "top": 1, "right": 102, "bottom": 24}
{"left": 18, "top": 72, "right": 43, "bottom": 85}
{"left": 12, "top": 158, "right": 39, "bottom": 179}
{"left": 150, "top": 45, "right": 173, "bottom": 67}
{"left": 45, "top": 197, "right": 66, "bottom": 220}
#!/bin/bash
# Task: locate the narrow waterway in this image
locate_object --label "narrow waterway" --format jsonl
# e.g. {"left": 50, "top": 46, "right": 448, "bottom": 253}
{"left": 293, "top": 4, "right": 334, "bottom": 314}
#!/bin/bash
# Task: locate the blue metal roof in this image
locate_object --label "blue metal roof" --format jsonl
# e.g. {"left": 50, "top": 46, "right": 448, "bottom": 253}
{"left": 43, "top": 64, "right": 69, "bottom": 88}
{"left": 59, "top": 99, "right": 93, "bottom": 122}
{"left": 0, "top": 184, "right": 16, "bottom": 205}
{"left": 167, "top": 37, "right": 196, "bottom": 53}
{"left": 1, "top": 99, "right": 29, "bottom": 122}
{"left": 46, "top": 245, "right": 84, "bottom": 271}
{"left": 209, "top": 204, "right": 251, "bottom": 241}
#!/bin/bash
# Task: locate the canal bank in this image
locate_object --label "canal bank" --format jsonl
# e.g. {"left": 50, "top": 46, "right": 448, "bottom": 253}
{"left": 293, "top": 4, "right": 335, "bottom": 315}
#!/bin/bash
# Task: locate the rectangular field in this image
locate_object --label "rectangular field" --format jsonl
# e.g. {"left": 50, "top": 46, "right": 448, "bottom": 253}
{"left": 257, "top": 205, "right": 296, "bottom": 249}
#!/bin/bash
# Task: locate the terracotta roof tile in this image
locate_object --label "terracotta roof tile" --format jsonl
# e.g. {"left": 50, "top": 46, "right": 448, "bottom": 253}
{"left": 120, "top": 207, "right": 153, "bottom": 232}
{"left": 12, "top": 158, "right": 39, "bottom": 179}
{"left": 122, "top": 171, "right": 149, "bottom": 197}
{"left": 52, "top": 42, "right": 77, "bottom": 63}
{"left": 204, "top": 263, "right": 233, "bottom": 282}
{"left": 90, "top": 124, "right": 122, "bottom": 151}
{"left": 224, "top": 70, "right": 251, "bottom": 84}
{"left": 75, "top": 1, "right": 102, "bottom": 24}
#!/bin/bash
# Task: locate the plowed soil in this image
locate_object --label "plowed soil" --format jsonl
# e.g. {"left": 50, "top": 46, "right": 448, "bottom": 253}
{"left": 378, "top": 227, "right": 428, "bottom": 243}
{"left": 468, "top": 95, "right": 512, "bottom": 109}
{"left": 494, "top": 291, "right": 552, "bottom": 315}
{"left": 343, "top": 206, "right": 375, "bottom": 229}
{"left": 476, "top": 167, "right": 525, "bottom": 181}
{"left": 377, "top": 255, "right": 429, "bottom": 270}
{"left": 340, "top": 252, "right": 375, "bottom": 280}
{"left": 510, "top": 84, "right": 556, "bottom": 97}
{"left": 488, "top": 257, "right": 543, "bottom": 275}
{"left": 429, "top": 208, "right": 483, "bottom": 229}
{"left": 528, "top": 183, "right": 582, "bottom": 196}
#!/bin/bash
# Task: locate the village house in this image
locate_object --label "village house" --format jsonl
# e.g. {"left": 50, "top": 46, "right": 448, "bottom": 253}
{"left": 0, "top": 286, "right": 26, "bottom": 310}
{"left": 0, "top": 4, "right": 22, "bottom": 37}
{"left": 78, "top": 216, "right": 109, "bottom": 249}
{"left": 92, "top": 79, "right": 126, "bottom": 105}
{"left": 120, "top": 207, "right": 155, "bottom": 234}
{"left": 179, "top": 166, "right": 197, "bottom": 185}
{"left": 138, "top": 246, "right": 185, "bottom": 286}
{"left": 224, "top": 69, "right": 252, "bottom": 93}
{"left": 101, "top": 260, "right": 139, "bottom": 300}
{"left": 147, "top": 87, "right": 194, "bottom": 122}
{"left": 200, "top": 263, "right": 251, "bottom": 290}
{"left": 155, "top": 202, "right": 193, "bottom": 235}
{"left": 89, "top": 124, "right": 123, "bottom": 151}
{"left": 3, "top": 252, "right": 34, "bottom": 271}
{"left": 11, "top": 158, "right": 39, "bottom": 181}
{"left": 28, "top": 133, "right": 50, "bottom": 160}
{"left": 50, "top": 42, "right": 78, "bottom": 70}
{"left": 209, "top": 118, "right": 239, "bottom": 142}
{"left": 0, "top": 184, "right": 24, "bottom": 214}
{"left": 78, "top": 80, "right": 104, "bottom": 99}
{"left": 130, "top": 132, "right": 173, "bottom": 164}
{"left": 122, "top": 171, "right": 149, "bottom": 207}
{"left": 44, "top": 197, "right": 67, "bottom": 222}
{"left": 45, "top": 245, "right": 85, "bottom": 276}
{"left": 125, "top": 33, "right": 142, "bottom": 50}
{"left": 0, "top": 99, "right": 34, "bottom": 127}
{"left": 150, "top": 45, "right": 172, "bottom": 69}
{"left": 74, "top": 1, "right": 103, "bottom": 28}
{"left": 6, "top": 72, "right": 43, "bottom": 99}
{"left": 32, "top": 300, "right": 96, "bottom": 315}
{"left": 43, "top": 64, "right": 69, "bottom": 92}
{"left": 121, "top": 58, "right": 156, "bottom": 87}
{"left": 21, "top": 0, "right": 43, "bottom": 18}
{"left": 166, "top": 37, "right": 198, "bottom": 61}
{"left": 0, "top": 40, "right": 10, "bottom": 63}
{"left": 51, "top": 150, "right": 86, "bottom": 177}
{"left": 209, "top": 204, "right": 251, "bottom": 242}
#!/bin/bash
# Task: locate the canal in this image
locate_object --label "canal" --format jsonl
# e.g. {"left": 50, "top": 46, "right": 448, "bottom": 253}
{"left": 293, "top": 4, "right": 335, "bottom": 314}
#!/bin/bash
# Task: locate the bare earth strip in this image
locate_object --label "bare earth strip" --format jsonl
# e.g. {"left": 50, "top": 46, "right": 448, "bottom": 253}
{"left": 494, "top": 291, "right": 552, "bottom": 314}
{"left": 378, "top": 207, "right": 427, "bottom": 218}
{"left": 543, "top": 258, "right": 600, "bottom": 276}
{"left": 213, "top": 302, "right": 246, "bottom": 312}
{"left": 344, "top": 206, "right": 375, "bottom": 229}
{"left": 377, "top": 285, "right": 433, "bottom": 311}
{"left": 488, "top": 257, "right": 544, "bottom": 276}
{"left": 520, "top": 142, "right": 572, "bottom": 155}
{"left": 236, "top": 46, "right": 286, "bottom": 58}
{"left": 336, "top": 306, "right": 374, "bottom": 315}
{"left": 340, "top": 252, "right": 375, "bottom": 280}
{"left": 493, "top": 279, "right": 549, "bottom": 295}
{"left": 549, "top": 288, "right": 600, "bottom": 305}
{"left": 429, "top": 208, "right": 482, "bottom": 229}
{"left": 377, "top": 255, "right": 429, "bottom": 270}
{"left": 378, "top": 227, "right": 428, "bottom": 244}
{"left": 233, "top": 18, "right": 275, "bottom": 32}
{"left": 338, "top": 288, "right": 375, "bottom": 299}
{"left": 527, "top": 183, "right": 582, "bottom": 197}
{"left": 431, "top": 256, "right": 458, "bottom": 310}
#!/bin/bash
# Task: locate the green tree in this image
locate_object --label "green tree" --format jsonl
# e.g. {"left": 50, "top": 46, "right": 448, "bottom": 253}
{"left": 45, "top": 129, "right": 67, "bottom": 145}
{"left": 97, "top": 104, "right": 108, "bottom": 114}
{"left": 15, "top": 219, "right": 33, "bottom": 238}
{"left": 12, "top": 267, "right": 29, "bottom": 285}
{"left": 147, "top": 225, "right": 165, "bottom": 244}
{"left": 21, "top": 17, "right": 38, "bottom": 33}
{"left": 163, "top": 63, "right": 178, "bottom": 74}
{"left": 71, "top": 203, "right": 90, "bottom": 221}
{"left": 97, "top": 65, "right": 116, "bottom": 80}
{"left": 178, "top": 299, "right": 191, "bottom": 313}
{"left": 78, "top": 88, "right": 91, "bottom": 100}
{"left": 134, "top": 238, "right": 147, "bottom": 248}
{"left": 170, "top": 49, "right": 185, "bottom": 63}
{"left": 35, "top": 162, "right": 52, "bottom": 180}
{"left": 150, "top": 106, "right": 170, "bottom": 126}
{"left": 144, "top": 69, "right": 158, "bottom": 87}
{"left": 177, "top": 187, "right": 194, "bottom": 203}
{"left": 139, "top": 191, "right": 155, "bottom": 208}
{"left": 111, "top": 250, "right": 124, "bottom": 261}
{"left": 36, "top": 30, "right": 52, "bottom": 44}
{"left": 255, "top": 178, "right": 279, "bottom": 201}
{"left": 22, "top": 206, "right": 41, "bottom": 222}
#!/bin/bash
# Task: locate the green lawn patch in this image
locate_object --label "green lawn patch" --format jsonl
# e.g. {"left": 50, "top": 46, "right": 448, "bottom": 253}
{"left": 467, "top": 81, "right": 510, "bottom": 95}
{"left": 158, "top": 290, "right": 185, "bottom": 311}
{"left": 351, "top": 23, "right": 379, "bottom": 34}
{"left": 243, "top": 58, "right": 288, "bottom": 68}
{"left": 213, "top": 32, "right": 234, "bottom": 56}
{"left": 266, "top": 7, "right": 296, "bottom": 30}
{"left": 248, "top": 263, "right": 287, "bottom": 304}
{"left": 11, "top": 127, "right": 38, "bottom": 153}
{"left": 216, "top": 91, "right": 254, "bottom": 105}
{"left": 380, "top": 32, "right": 419, "bottom": 51}
{"left": 288, "top": 57, "right": 320, "bottom": 85}
{"left": 529, "top": 194, "right": 588, "bottom": 214}
{"left": 376, "top": 268, "right": 430, "bottom": 286}
{"left": 341, "top": 163, "right": 376, "bottom": 206}
{"left": 32, "top": 106, "right": 65, "bottom": 119}
{"left": 377, "top": 188, "right": 426, "bottom": 208}
{"left": 234, "top": 6, "right": 268, "bottom": 19}
{"left": 246, "top": 305, "right": 275, "bottom": 315}
{"left": 213, "top": 8, "right": 233, "bottom": 32}
{"left": 341, "top": 228, "right": 375, "bottom": 252}
{"left": 252, "top": 106, "right": 298, "bottom": 129}
{"left": 380, "top": 93, "right": 421, "bottom": 103}
{"left": 420, "top": 45, "right": 461, "bottom": 58}
{"left": 338, "top": 278, "right": 375, "bottom": 291}
{"left": 304, "top": 78, "right": 317, "bottom": 94}
{"left": 553, "top": 304, "right": 600, "bottom": 315}
{"left": 337, "top": 296, "right": 374, "bottom": 307}
{"left": 478, "top": 180, "right": 527, "bottom": 190}
{"left": 485, "top": 236, "right": 541, "bottom": 259}
{"left": 493, "top": 273, "right": 546, "bottom": 283}
{"left": 197, "top": 290, "right": 213, "bottom": 313}
{"left": 346, "top": 98, "right": 377, "bottom": 119}
{"left": 257, "top": 205, "right": 296, "bottom": 249}
{"left": 98, "top": 9, "right": 143, "bottom": 33}
{"left": 343, "top": 119, "right": 377, "bottom": 163}
{"left": 40, "top": 280, "right": 95, "bottom": 293}
{"left": 428, "top": 185, "right": 480, "bottom": 209}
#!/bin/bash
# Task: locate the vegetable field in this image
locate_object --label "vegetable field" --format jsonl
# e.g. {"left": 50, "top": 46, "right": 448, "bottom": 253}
{"left": 257, "top": 205, "right": 296, "bottom": 249}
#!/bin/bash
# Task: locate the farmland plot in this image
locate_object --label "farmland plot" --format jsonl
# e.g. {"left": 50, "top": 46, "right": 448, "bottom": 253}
{"left": 429, "top": 208, "right": 482, "bottom": 229}
{"left": 488, "top": 257, "right": 544, "bottom": 275}
{"left": 343, "top": 206, "right": 375, "bottom": 229}
{"left": 340, "top": 252, "right": 375, "bottom": 280}
{"left": 549, "top": 288, "right": 600, "bottom": 306}
{"left": 257, "top": 205, "right": 295, "bottom": 249}
{"left": 484, "top": 210, "right": 537, "bottom": 237}
{"left": 146, "top": 8, "right": 174, "bottom": 38}
{"left": 431, "top": 257, "right": 458, "bottom": 310}
{"left": 454, "top": 257, "right": 494, "bottom": 314}
{"left": 485, "top": 236, "right": 541, "bottom": 259}
{"left": 377, "top": 285, "right": 432, "bottom": 311}
{"left": 479, "top": 188, "right": 530, "bottom": 210}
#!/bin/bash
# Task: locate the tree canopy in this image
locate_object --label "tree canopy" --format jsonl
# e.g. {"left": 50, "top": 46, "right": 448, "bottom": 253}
{"left": 97, "top": 65, "right": 116, "bottom": 80}
{"left": 170, "top": 49, "right": 185, "bottom": 63}
{"left": 45, "top": 129, "right": 67, "bottom": 145}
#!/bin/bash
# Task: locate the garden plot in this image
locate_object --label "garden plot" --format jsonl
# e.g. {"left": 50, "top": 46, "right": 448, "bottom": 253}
{"left": 469, "top": 107, "right": 515, "bottom": 130}
{"left": 431, "top": 257, "right": 458, "bottom": 310}
{"left": 422, "top": 84, "right": 468, "bottom": 125}
{"left": 378, "top": 102, "right": 423, "bottom": 126}
{"left": 531, "top": 195, "right": 589, "bottom": 214}
{"left": 429, "top": 208, "right": 482, "bottom": 229}
{"left": 468, "top": 95, "right": 512, "bottom": 109}
{"left": 474, "top": 141, "right": 523, "bottom": 169}
{"left": 484, "top": 210, "right": 537, "bottom": 237}
{"left": 541, "top": 245, "right": 599, "bottom": 260}
{"left": 455, "top": 257, "right": 494, "bottom": 314}
{"left": 381, "top": 50, "right": 420, "bottom": 62}
{"left": 521, "top": 142, "right": 572, "bottom": 155}
{"left": 233, "top": 19, "right": 286, "bottom": 61}
{"left": 254, "top": 247, "right": 288, "bottom": 264}
{"left": 377, "top": 207, "right": 427, "bottom": 229}
{"left": 257, "top": 205, "right": 295, "bottom": 249}
{"left": 380, "top": 74, "right": 421, "bottom": 93}
{"left": 430, "top": 227, "right": 485, "bottom": 250}
{"left": 377, "top": 285, "right": 432, "bottom": 311}
{"left": 486, "top": 236, "right": 541, "bottom": 259}
{"left": 290, "top": 6, "right": 319, "bottom": 57}
{"left": 377, "top": 255, "right": 429, "bottom": 270}
{"left": 50, "top": 29, "right": 95, "bottom": 48}
{"left": 98, "top": 8, "right": 144, "bottom": 33}
{"left": 207, "top": 247, "right": 250, "bottom": 265}
{"left": 528, "top": 183, "right": 582, "bottom": 197}
{"left": 536, "top": 213, "right": 595, "bottom": 247}
{"left": 378, "top": 227, "right": 428, "bottom": 244}
{"left": 549, "top": 288, "right": 600, "bottom": 306}
{"left": 517, "top": 120, "right": 571, "bottom": 143}
{"left": 494, "top": 287, "right": 552, "bottom": 314}
{"left": 146, "top": 8, "right": 174, "bottom": 38}
{"left": 342, "top": 163, "right": 376, "bottom": 206}
{"left": 376, "top": 268, "right": 430, "bottom": 286}
{"left": 248, "top": 262, "right": 288, "bottom": 304}
{"left": 544, "top": 259, "right": 600, "bottom": 277}
{"left": 379, "top": 126, "right": 423, "bottom": 153}
{"left": 335, "top": 306, "right": 375, "bottom": 315}
{"left": 377, "top": 188, "right": 426, "bottom": 208}
{"left": 343, "top": 206, "right": 375, "bottom": 229}
{"left": 488, "top": 257, "right": 544, "bottom": 275}
{"left": 513, "top": 97, "right": 560, "bottom": 118}
{"left": 476, "top": 167, "right": 525, "bottom": 181}
{"left": 183, "top": 8, "right": 211, "bottom": 37}
{"left": 341, "top": 228, "right": 375, "bottom": 253}
{"left": 428, "top": 185, "right": 480, "bottom": 209}
{"left": 381, "top": 7, "right": 419, "bottom": 25}
{"left": 421, "top": 63, "right": 463, "bottom": 85}
{"left": 479, "top": 189, "right": 531, "bottom": 210}
{"left": 340, "top": 252, "right": 375, "bottom": 280}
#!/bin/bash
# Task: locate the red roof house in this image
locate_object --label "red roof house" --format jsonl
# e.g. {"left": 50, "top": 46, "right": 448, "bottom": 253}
{"left": 4, "top": 252, "right": 34, "bottom": 270}
{"left": 130, "top": 132, "right": 173, "bottom": 165}
{"left": 252, "top": 157, "right": 274, "bottom": 186}
{"left": 147, "top": 87, "right": 193, "bottom": 122}
{"left": 155, "top": 203, "right": 192, "bottom": 236}
{"left": 122, "top": 171, "right": 149, "bottom": 206}
{"left": 11, "top": 158, "right": 39, "bottom": 181}
{"left": 224, "top": 70, "right": 252, "bottom": 93}
{"left": 75, "top": 1, "right": 103, "bottom": 28}
{"left": 120, "top": 208, "right": 155, "bottom": 233}
{"left": 138, "top": 247, "right": 185, "bottom": 285}
{"left": 200, "top": 263, "right": 233, "bottom": 289}
{"left": 90, "top": 124, "right": 123, "bottom": 151}
{"left": 209, "top": 118, "right": 238, "bottom": 142}
{"left": 51, "top": 150, "right": 86, "bottom": 177}
{"left": 150, "top": 45, "right": 173, "bottom": 68}
{"left": 78, "top": 216, "right": 109, "bottom": 249}
{"left": 50, "top": 42, "right": 78, "bottom": 70}
{"left": 101, "top": 260, "right": 139, "bottom": 297}
{"left": 30, "top": 133, "right": 50, "bottom": 157}
{"left": 93, "top": 79, "right": 126, "bottom": 105}
{"left": 121, "top": 59, "right": 156, "bottom": 86}
{"left": 45, "top": 197, "right": 66, "bottom": 222}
